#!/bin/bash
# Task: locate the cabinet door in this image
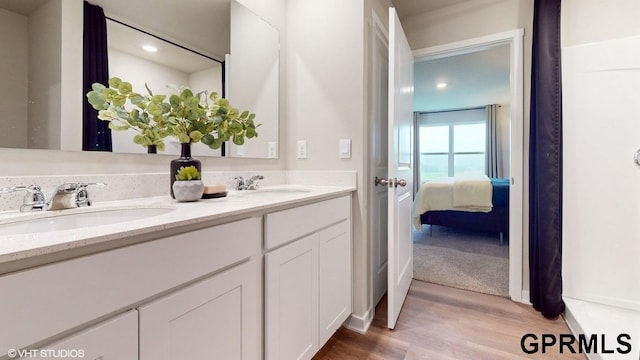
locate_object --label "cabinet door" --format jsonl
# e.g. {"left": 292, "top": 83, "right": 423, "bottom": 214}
{"left": 318, "top": 219, "right": 352, "bottom": 346}
{"left": 139, "top": 260, "right": 260, "bottom": 360}
{"left": 265, "top": 234, "right": 319, "bottom": 360}
{"left": 22, "top": 311, "right": 137, "bottom": 360}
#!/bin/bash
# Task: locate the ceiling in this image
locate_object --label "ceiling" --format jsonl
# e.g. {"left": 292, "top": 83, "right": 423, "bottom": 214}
{"left": 88, "top": 0, "right": 230, "bottom": 60}
{"left": 392, "top": 0, "right": 472, "bottom": 19}
{"left": 413, "top": 44, "right": 511, "bottom": 112}
{"left": 391, "top": 0, "right": 511, "bottom": 112}
{"left": 0, "top": 0, "right": 46, "bottom": 15}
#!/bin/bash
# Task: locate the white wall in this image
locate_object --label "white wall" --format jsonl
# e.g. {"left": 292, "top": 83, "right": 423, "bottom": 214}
{"left": 228, "top": 0, "right": 279, "bottom": 159}
{"left": 0, "top": 8, "right": 28, "bottom": 148}
{"left": 59, "top": 0, "right": 83, "bottom": 151}
{"left": 401, "top": 0, "right": 533, "bottom": 296}
{"left": 287, "top": 0, "right": 372, "bottom": 324}
{"left": 28, "top": 0, "right": 63, "bottom": 150}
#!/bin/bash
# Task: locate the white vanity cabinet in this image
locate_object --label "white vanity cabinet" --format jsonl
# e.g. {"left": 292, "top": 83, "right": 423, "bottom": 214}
{"left": 22, "top": 311, "right": 138, "bottom": 360}
{"left": 0, "top": 217, "right": 262, "bottom": 360}
{"left": 139, "top": 259, "right": 260, "bottom": 360}
{"left": 264, "top": 196, "right": 352, "bottom": 360}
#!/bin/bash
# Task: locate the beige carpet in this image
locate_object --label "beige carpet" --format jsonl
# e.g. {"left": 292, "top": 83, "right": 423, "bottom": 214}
{"left": 413, "top": 225, "right": 509, "bottom": 297}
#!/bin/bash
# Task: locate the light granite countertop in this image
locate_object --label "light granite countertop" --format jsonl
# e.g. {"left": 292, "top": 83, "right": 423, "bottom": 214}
{"left": 0, "top": 185, "right": 355, "bottom": 267}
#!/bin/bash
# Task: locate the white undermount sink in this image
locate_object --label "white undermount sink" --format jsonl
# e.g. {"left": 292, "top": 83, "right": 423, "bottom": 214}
{"left": 0, "top": 207, "right": 175, "bottom": 236}
{"left": 238, "top": 187, "right": 312, "bottom": 194}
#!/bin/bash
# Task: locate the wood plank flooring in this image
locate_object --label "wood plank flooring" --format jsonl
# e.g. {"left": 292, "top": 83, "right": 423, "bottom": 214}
{"left": 314, "top": 280, "right": 585, "bottom": 359}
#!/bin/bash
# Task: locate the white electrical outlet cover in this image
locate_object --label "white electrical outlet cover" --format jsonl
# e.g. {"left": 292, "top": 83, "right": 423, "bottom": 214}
{"left": 297, "top": 140, "right": 307, "bottom": 159}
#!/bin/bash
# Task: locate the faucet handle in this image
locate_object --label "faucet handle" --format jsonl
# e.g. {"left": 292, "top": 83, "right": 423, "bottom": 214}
{"left": 232, "top": 176, "right": 245, "bottom": 190}
{"left": 0, "top": 184, "right": 48, "bottom": 212}
{"left": 56, "top": 182, "right": 106, "bottom": 193}
{"left": 53, "top": 182, "right": 106, "bottom": 208}
{"left": 246, "top": 175, "right": 264, "bottom": 190}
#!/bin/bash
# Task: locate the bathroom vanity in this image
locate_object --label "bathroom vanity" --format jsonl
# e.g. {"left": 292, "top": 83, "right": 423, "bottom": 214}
{"left": 0, "top": 185, "right": 354, "bottom": 360}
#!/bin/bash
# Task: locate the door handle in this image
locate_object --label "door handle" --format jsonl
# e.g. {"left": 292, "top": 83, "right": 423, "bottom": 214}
{"left": 635, "top": 149, "right": 640, "bottom": 166}
{"left": 375, "top": 177, "right": 407, "bottom": 187}
{"left": 375, "top": 176, "right": 389, "bottom": 187}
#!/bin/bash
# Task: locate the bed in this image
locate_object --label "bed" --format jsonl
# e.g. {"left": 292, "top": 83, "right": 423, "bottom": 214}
{"left": 414, "top": 177, "right": 510, "bottom": 244}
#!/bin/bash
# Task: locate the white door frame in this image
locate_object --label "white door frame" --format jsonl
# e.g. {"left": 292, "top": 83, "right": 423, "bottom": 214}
{"left": 367, "top": 10, "right": 390, "bottom": 310}
{"left": 412, "top": 29, "right": 525, "bottom": 302}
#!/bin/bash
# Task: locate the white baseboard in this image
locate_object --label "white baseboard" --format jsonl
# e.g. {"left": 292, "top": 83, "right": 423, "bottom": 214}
{"left": 519, "top": 290, "right": 531, "bottom": 305}
{"left": 343, "top": 307, "right": 374, "bottom": 334}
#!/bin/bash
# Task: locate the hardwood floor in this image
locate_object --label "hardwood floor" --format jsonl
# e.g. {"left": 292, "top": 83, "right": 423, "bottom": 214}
{"left": 314, "top": 280, "right": 585, "bottom": 359}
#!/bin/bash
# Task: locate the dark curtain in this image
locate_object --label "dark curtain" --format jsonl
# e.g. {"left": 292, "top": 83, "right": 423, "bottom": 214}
{"left": 529, "top": 0, "right": 564, "bottom": 318}
{"left": 83, "top": 1, "right": 112, "bottom": 151}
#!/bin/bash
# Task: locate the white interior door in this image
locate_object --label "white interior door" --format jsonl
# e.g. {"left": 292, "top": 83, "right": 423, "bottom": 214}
{"left": 387, "top": 7, "right": 414, "bottom": 330}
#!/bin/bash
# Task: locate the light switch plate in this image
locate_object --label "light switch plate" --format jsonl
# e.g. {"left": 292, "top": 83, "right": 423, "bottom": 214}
{"left": 235, "top": 145, "right": 245, "bottom": 157}
{"left": 297, "top": 140, "right": 307, "bottom": 159}
{"left": 339, "top": 138, "right": 351, "bottom": 159}
{"left": 268, "top": 142, "right": 277, "bottom": 159}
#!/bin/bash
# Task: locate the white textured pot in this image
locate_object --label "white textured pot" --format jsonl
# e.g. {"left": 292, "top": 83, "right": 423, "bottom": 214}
{"left": 172, "top": 180, "right": 204, "bottom": 202}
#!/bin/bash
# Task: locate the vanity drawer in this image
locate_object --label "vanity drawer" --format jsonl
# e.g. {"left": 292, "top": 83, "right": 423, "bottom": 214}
{"left": 0, "top": 217, "right": 261, "bottom": 356}
{"left": 264, "top": 196, "right": 350, "bottom": 250}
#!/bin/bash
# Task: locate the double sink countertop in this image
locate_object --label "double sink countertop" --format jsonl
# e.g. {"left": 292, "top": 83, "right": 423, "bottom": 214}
{"left": 0, "top": 185, "right": 355, "bottom": 270}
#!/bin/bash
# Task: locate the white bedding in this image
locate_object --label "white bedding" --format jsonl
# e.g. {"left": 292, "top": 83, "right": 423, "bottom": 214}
{"left": 413, "top": 176, "right": 493, "bottom": 230}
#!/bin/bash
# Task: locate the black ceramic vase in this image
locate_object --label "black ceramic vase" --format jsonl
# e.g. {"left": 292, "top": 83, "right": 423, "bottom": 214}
{"left": 170, "top": 143, "right": 201, "bottom": 199}
{"left": 147, "top": 144, "right": 157, "bottom": 154}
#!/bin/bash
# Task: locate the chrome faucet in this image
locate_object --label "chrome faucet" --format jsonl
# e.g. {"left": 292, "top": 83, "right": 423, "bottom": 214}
{"left": 232, "top": 175, "right": 264, "bottom": 190}
{"left": 0, "top": 184, "right": 48, "bottom": 212}
{"left": 49, "top": 182, "right": 106, "bottom": 209}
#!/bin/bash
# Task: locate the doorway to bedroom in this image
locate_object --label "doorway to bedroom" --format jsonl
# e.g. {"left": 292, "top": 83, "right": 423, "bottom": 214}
{"left": 412, "top": 49, "right": 510, "bottom": 296}
{"left": 410, "top": 31, "right": 524, "bottom": 300}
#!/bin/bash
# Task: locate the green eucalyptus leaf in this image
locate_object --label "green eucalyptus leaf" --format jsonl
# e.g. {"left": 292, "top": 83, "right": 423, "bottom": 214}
{"left": 246, "top": 127, "right": 257, "bottom": 138}
{"left": 147, "top": 103, "right": 163, "bottom": 117}
{"left": 108, "top": 122, "right": 130, "bottom": 131}
{"left": 229, "top": 121, "right": 243, "bottom": 134}
{"left": 180, "top": 88, "right": 194, "bottom": 98}
{"left": 133, "top": 134, "right": 147, "bottom": 145}
{"left": 118, "top": 82, "right": 133, "bottom": 95}
{"left": 109, "top": 77, "right": 122, "bottom": 88}
{"left": 169, "top": 94, "right": 182, "bottom": 108}
{"left": 201, "top": 134, "right": 214, "bottom": 146}
{"left": 232, "top": 134, "right": 245, "bottom": 145}
{"left": 177, "top": 133, "right": 191, "bottom": 143}
{"left": 92, "top": 82, "right": 106, "bottom": 91}
{"left": 150, "top": 94, "right": 166, "bottom": 103}
{"left": 112, "top": 94, "right": 126, "bottom": 107}
{"left": 209, "top": 137, "right": 223, "bottom": 149}
{"left": 87, "top": 92, "right": 107, "bottom": 110}
{"left": 129, "top": 93, "right": 145, "bottom": 105}
{"left": 189, "top": 130, "right": 204, "bottom": 142}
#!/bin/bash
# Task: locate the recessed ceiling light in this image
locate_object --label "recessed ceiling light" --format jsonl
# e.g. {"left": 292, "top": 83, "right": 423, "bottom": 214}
{"left": 436, "top": 82, "right": 447, "bottom": 89}
{"left": 142, "top": 45, "right": 158, "bottom": 53}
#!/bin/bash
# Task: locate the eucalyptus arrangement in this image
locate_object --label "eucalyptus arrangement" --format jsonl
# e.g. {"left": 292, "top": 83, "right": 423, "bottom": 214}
{"left": 86, "top": 77, "right": 259, "bottom": 150}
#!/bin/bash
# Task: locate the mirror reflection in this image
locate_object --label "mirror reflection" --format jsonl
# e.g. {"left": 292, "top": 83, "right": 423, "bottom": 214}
{"left": 0, "top": 0, "right": 279, "bottom": 159}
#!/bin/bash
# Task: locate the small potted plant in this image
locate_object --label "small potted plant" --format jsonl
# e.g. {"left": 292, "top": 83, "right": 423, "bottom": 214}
{"left": 172, "top": 165, "right": 204, "bottom": 202}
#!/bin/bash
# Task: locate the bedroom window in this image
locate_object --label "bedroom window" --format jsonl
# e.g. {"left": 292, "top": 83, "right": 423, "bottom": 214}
{"left": 417, "top": 108, "right": 486, "bottom": 182}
